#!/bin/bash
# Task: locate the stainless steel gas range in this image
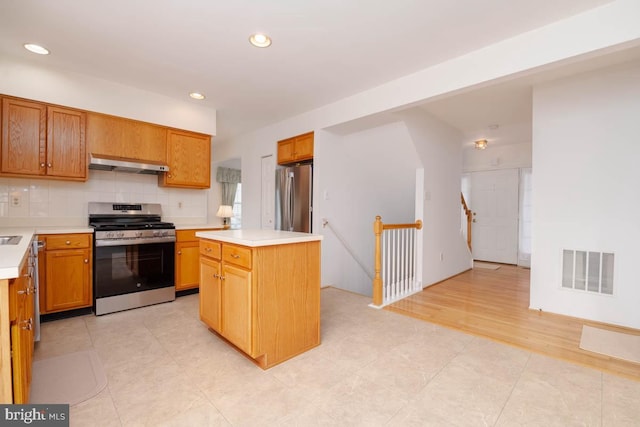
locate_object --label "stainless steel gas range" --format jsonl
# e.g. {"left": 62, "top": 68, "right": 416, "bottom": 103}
{"left": 89, "top": 202, "right": 175, "bottom": 315}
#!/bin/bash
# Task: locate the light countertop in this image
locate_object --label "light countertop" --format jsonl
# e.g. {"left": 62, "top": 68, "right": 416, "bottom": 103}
{"left": 0, "top": 227, "right": 93, "bottom": 280}
{"left": 0, "top": 229, "right": 36, "bottom": 280}
{"left": 196, "top": 229, "right": 323, "bottom": 247}
{"left": 175, "top": 224, "right": 225, "bottom": 231}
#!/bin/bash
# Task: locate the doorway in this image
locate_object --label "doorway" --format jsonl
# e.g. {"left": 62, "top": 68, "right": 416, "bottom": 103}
{"left": 468, "top": 168, "right": 519, "bottom": 264}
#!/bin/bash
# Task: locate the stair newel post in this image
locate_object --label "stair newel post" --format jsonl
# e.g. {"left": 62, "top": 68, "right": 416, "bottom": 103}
{"left": 373, "top": 215, "right": 384, "bottom": 306}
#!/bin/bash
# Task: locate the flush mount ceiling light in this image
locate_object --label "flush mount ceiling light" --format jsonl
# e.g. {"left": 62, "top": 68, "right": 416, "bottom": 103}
{"left": 474, "top": 139, "right": 488, "bottom": 150}
{"left": 249, "top": 33, "right": 272, "bottom": 48}
{"left": 24, "top": 43, "right": 50, "bottom": 55}
{"left": 189, "top": 92, "right": 206, "bottom": 100}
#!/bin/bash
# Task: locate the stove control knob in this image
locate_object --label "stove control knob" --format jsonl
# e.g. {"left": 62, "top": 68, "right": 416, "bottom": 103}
{"left": 117, "top": 231, "right": 125, "bottom": 238}
{"left": 106, "top": 232, "right": 114, "bottom": 239}
{"left": 135, "top": 231, "right": 143, "bottom": 238}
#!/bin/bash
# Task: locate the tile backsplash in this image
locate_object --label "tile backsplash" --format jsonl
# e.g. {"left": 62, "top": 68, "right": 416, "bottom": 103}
{"left": 0, "top": 170, "right": 208, "bottom": 227}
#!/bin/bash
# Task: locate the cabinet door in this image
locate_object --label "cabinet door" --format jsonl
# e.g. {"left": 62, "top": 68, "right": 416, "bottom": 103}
{"left": 176, "top": 241, "right": 200, "bottom": 291}
{"left": 222, "top": 263, "right": 252, "bottom": 355}
{"left": 199, "top": 257, "right": 221, "bottom": 331}
{"left": 161, "top": 130, "right": 211, "bottom": 188}
{"left": 46, "top": 106, "right": 87, "bottom": 180}
{"left": 294, "top": 132, "right": 314, "bottom": 161}
{"left": 45, "top": 248, "right": 92, "bottom": 312}
{"left": 1, "top": 98, "right": 46, "bottom": 176}
{"left": 11, "top": 262, "right": 34, "bottom": 404}
{"left": 277, "top": 138, "right": 295, "bottom": 165}
{"left": 86, "top": 112, "right": 167, "bottom": 163}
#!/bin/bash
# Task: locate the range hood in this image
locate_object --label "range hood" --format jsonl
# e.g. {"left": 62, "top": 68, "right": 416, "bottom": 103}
{"left": 89, "top": 154, "right": 169, "bottom": 175}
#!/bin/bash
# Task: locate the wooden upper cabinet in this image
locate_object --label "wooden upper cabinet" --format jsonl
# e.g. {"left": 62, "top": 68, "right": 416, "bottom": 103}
{"left": 160, "top": 129, "right": 211, "bottom": 189}
{"left": 0, "top": 97, "right": 87, "bottom": 181}
{"left": 47, "top": 106, "right": 86, "bottom": 179}
{"left": 1, "top": 98, "right": 46, "bottom": 176}
{"left": 277, "top": 131, "right": 314, "bottom": 165}
{"left": 86, "top": 112, "right": 167, "bottom": 163}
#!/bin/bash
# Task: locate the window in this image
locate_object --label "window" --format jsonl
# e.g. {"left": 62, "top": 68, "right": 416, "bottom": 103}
{"left": 230, "top": 183, "right": 241, "bottom": 229}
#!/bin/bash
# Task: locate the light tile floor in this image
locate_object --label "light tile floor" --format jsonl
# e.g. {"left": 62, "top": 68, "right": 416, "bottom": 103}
{"left": 34, "top": 288, "right": 640, "bottom": 426}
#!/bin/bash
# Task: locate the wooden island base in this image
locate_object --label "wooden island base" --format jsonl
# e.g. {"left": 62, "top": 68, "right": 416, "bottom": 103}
{"left": 197, "top": 230, "right": 322, "bottom": 369}
{"left": 206, "top": 326, "right": 321, "bottom": 370}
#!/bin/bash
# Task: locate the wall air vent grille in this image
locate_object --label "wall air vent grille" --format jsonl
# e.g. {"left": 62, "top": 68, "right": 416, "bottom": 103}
{"left": 562, "top": 250, "right": 614, "bottom": 295}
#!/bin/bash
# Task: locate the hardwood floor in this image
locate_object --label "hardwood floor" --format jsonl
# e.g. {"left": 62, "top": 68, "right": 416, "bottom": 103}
{"left": 386, "top": 264, "right": 640, "bottom": 381}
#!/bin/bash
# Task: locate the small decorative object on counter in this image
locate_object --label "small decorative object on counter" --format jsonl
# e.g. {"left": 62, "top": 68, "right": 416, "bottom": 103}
{"left": 216, "top": 205, "right": 233, "bottom": 228}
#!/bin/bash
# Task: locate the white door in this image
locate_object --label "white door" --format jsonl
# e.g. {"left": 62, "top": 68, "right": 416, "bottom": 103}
{"left": 469, "top": 169, "right": 519, "bottom": 264}
{"left": 261, "top": 155, "right": 275, "bottom": 229}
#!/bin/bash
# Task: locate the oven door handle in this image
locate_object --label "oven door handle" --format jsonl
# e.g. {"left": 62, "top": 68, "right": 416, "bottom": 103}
{"left": 95, "top": 237, "right": 176, "bottom": 247}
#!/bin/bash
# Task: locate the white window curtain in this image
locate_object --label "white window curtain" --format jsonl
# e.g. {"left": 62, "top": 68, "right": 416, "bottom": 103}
{"left": 216, "top": 167, "right": 241, "bottom": 206}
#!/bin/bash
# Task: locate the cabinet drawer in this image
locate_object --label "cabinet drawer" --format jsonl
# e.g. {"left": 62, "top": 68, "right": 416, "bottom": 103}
{"left": 44, "top": 234, "right": 91, "bottom": 249}
{"left": 222, "top": 244, "right": 252, "bottom": 269}
{"left": 177, "top": 229, "right": 221, "bottom": 242}
{"left": 200, "top": 240, "right": 221, "bottom": 259}
{"left": 177, "top": 230, "right": 198, "bottom": 242}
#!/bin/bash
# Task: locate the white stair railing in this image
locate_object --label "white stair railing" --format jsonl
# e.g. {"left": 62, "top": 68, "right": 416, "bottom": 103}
{"left": 371, "top": 216, "right": 422, "bottom": 308}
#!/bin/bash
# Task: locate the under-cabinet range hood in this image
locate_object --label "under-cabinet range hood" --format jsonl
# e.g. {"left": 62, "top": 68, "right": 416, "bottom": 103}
{"left": 89, "top": 154, "right": 169, "bottom": 174}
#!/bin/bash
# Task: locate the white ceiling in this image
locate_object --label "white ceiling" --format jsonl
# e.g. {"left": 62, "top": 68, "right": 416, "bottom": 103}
{"left": 0, "top": 0, "right": 616, "bottom": 143}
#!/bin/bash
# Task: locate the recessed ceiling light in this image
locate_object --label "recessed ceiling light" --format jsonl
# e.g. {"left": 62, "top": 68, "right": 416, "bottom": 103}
{"left": 249, "top": 33, "right": 272, "bottom": 48}
{"left": 189, "top": 92, "right": 206, "bottom": 100}
{"left": 24, "top": 43, "right": 50, "bottom": 55}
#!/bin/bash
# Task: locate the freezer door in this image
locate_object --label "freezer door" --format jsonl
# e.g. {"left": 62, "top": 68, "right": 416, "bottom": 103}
{"left": 275, "top": 168, "right": 293, "bottom": 231}
{"left": 275, "top": 165, "right": 312, "bottom": 232}
{"left": 292, "top": 165, "right": 312, "bottom": 233}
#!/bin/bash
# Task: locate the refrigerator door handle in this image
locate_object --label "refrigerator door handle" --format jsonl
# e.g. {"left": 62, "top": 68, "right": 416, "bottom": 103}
{"left": 288, "top": 171, "right": 295, "bottom": 231}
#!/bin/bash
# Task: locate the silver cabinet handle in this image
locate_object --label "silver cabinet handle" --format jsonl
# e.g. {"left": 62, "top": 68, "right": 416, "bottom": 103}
{"left": 20, "top": 318, "right": 33, "bottom": 330}
{"left": 178, "top": 250, "right": 182, "bottom": 255}
{"left": 66, "top": 240, "right": 71, "bottom": 245}
{"left": 230, "top": 254, "right": 240, "bottom": 259}
{"left": 47, "top": 163, "right": 52, "bottom": 168}
{"left": 40, "top": 162, "right": 46, "bottom": 168}
{"left": 84, "top": 259, "right": 89, "bottom": 263}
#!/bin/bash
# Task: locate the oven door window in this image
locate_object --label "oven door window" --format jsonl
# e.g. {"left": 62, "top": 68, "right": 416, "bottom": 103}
{"left": 94, "top": 242, "right": 175, "bottom": 298}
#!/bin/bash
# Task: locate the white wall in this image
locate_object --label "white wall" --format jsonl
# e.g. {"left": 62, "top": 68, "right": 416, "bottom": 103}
{"left": 0, "top": 171, "right": 208, "bottom": 227}
{"left": 0, "top": 58, "right": 218, "bottom": 227}
{"left": 463, "top": 142, "right": 532, "bottom": 172}
{"left": 315, "top": 124, "right": 418, "bottom": 295}
{"left": 531, "top": 60, "right": 640, "bottom": 329}
{"left": 0, "top": 58, "right": 217, "bottom": 135}
{"left": 398, "top": 108, "right": 473, "bottom": 286}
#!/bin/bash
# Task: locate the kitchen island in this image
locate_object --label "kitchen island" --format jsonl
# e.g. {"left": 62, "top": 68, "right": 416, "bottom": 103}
{"left": 196, "top": 229, "right": 322, "bottom": 369}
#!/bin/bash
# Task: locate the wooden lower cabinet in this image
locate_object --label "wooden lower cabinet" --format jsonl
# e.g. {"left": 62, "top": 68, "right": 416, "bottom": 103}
{"left": 39, "top": 233, "right": 92, "bottom": 314}
{"left": 176, "top": 229, "right": 223, "bottom": 291}
{"left": 0, "top": 242, "right": 35, "bottom": 403}
{"left": 220, "top": 263, "right": 252, "bottom": 354}
{"left": 199, "top": 256, "right": 221, "bottom": 331}
{"left": 199, "top": 238, "right": 320, "bottom": 369}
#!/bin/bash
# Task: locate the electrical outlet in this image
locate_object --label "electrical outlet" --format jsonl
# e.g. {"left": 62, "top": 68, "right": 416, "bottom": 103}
{"left": 11, "top": 194, "right": 21, "bottom": 207}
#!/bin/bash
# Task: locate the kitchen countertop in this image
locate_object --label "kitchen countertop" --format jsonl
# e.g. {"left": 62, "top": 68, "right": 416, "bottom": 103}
{"left": 196, "top": 229, "right": 323, "bottom": 247}
{"left": 0, "top": 229, "right": 36, "bottom": 280}
{"left": 0, "top": 227, "right": 94, "bottom": 280}
{"left": 175, "top": 224, "right": 225, "bottom": 231}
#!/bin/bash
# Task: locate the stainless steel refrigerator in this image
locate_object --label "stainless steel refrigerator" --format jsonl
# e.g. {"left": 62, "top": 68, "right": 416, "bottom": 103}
{"left": 275, "top": 164, "right": 312, "bottom": 233}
